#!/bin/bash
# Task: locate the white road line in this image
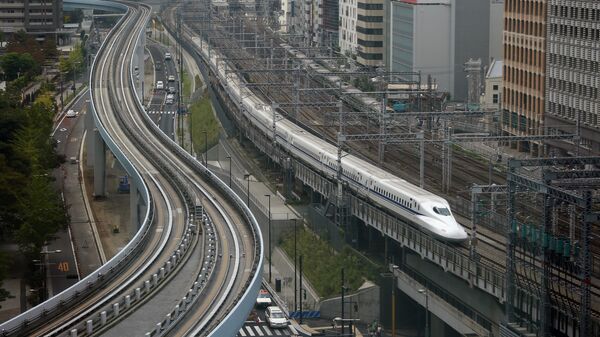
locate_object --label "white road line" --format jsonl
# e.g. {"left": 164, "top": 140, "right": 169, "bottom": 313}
{"left": 289, "top": 325, "right": 298, "bottom": 335}
{"left": 238, "top": 328, "right": 247, "bottom": 337}
{"left": 263, "top": 325, "right": 273, "bottom": 335}
{"left": 245, "top": 326, "right": 255, "bottom": 336}
{"left": 273, "top": 328, "right": 282, "bottom": 335}
{"left": 253, "top": 325, "right": 264, "bottom": 336}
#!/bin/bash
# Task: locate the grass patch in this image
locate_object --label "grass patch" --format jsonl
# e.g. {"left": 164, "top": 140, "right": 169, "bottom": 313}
{"left": 189, "top": 92, "right": 220, "bottom": 154}
{"left": 182, "top": 70, "right": 192, "bottom": 99}
{"left": 281, "top": 228, "right": 384, "bottom": 298}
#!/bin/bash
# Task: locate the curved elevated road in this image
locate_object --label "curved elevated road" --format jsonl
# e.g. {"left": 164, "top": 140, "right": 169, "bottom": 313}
{"left": 0, "top": 2, "right": 262, "bottom": 337}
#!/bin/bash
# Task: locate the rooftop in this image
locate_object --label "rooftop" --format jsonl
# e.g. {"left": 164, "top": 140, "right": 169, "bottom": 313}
{"left": 486, "top": 59, "right": 503, "bottom": 79}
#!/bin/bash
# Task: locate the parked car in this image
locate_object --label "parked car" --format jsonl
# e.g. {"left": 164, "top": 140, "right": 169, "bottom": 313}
{"left": 256, "top": 289, "right": 272, "bottom": 308}
{"left": 265, "top": 306, "right": 288, "bottom": 329}
{"left": 156, "top": 81, "right": 164, "bottom": 89}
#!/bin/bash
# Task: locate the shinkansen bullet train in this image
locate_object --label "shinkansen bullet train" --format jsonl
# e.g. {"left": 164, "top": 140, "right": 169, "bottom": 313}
{"left": 195, "top": 38, "right": 468, "bottom": 242}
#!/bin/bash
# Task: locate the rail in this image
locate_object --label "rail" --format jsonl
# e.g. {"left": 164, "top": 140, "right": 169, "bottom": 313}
{"left": 135, "top": 18, "right": 265, "bottom": 337}
{"left": 0, "top": 2, "right": 155, "bottom": 335}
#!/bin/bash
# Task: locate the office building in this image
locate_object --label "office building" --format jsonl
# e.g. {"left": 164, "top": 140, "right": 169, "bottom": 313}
{"left": 544, "top": 0, "right": 600, "bottom": 155}
{"left": 0, "top": 0, "right": 63, "bottom": 38}
{"left": 502, "top": 0, "right": 546, "bottom": 154}
{"left": 385, "top": 0, "right": 490, "bottom": 99}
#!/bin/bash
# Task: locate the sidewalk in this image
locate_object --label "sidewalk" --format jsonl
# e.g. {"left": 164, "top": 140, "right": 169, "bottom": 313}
{"left": 206, "top": 141, "right": 321, "bottom": 310}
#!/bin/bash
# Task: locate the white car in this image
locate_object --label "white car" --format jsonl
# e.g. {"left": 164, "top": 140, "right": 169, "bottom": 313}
{"left": 265, "top": 306, "right": 287, "bottom": 329}
{"left": 66, "top": 109, "right": 78, "bottom": 118}
{"left": 165, "top": 94, "right": 174, "bottom": 105}
{"left": 156, "top": 81, "right": 164, "bottom": 90}
{"left": 164, "top": 52, "right": 172, "bottom": 60}
{"left": 168, "top": 75, "right": 175, "bottom": 82}
{"left": 256, "top": 289, "right": 272, "bottom": 308}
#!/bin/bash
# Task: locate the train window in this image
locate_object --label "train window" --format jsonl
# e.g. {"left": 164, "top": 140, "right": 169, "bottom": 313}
{"left": 433, "top": 207, "right": 451, "bottom": 216}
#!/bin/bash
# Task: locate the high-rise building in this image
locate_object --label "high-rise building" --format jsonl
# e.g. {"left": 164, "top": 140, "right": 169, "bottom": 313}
{"left": 318, "top": 0, "right": 338, "bottom": 47}
{"left": 502, "top": 0, "right": 546, "bottom": 155}
{"left": 385, "top": 0, "right": 453, "bottom": 91}
{"left": 339, "top": 0, "right": 358, "bottom": 55}
{"left": 545, "top": 0, "right": 600, "bottom": 155}
{"left": 384, "top": 0, "right": 490, "bottom": 99}
{"left": 0, "top": 0, "right": 63, "bottom": 38}
{"left": 356, "top": 0, "right": 384, "bottom": 67}
{"left": 489, "top": 0, "right": 504, "bottom": 62}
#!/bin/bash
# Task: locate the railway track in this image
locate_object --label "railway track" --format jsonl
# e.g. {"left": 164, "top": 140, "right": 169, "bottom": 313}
{"left": 172, "top": 7, "right": 600, "bottom": 323}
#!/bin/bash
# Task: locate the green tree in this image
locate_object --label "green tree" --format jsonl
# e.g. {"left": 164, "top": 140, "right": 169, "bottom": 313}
{"left": 6, "top": 30, "right": 44, "bottom": 65}
{"left": 59, "top": 42, "right": 84, "bottom": 76}
{"left": 15, "top": 174, "right": 68, "bottom": 258}
{"left": 0, "top": 52, "right": 38, "bottom": 81}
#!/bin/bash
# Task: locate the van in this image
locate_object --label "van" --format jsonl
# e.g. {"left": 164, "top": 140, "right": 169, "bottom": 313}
{"left": 156, "top": 81, "right": 164, "bottom": 89}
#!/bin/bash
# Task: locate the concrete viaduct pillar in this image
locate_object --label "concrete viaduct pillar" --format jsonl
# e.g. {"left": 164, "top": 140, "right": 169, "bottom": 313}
{"left": 93, "top": 128, "right": 106, "bottom": 197}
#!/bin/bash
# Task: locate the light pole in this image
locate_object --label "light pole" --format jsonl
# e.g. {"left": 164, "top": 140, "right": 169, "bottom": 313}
{"left": 418, "top": 288, "right": 429, "bottom": 337}
{"left": 293, "top": 218, "right": 297, "bottom": 313}
{"left": 226, "top": 156, "right": 232, "bottom": 187}
{"left": 265, "top": 194, "right": 272, "bottom": 283}
{"left": 36, "top": 249, "right": 62, "bottom": 303}
{"left": 244, "top": 174, "right": 250, "bottom": 206}
{"left": 202, "top": 130, "right": 208, "bottom": 166}
{"left": 72, "top": 61, "right": 81, "bottom": 93}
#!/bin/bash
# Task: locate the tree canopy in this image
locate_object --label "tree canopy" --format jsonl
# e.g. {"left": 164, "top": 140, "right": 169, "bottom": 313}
{"left": 0, "top": 65, "right": 67, "bottom": 306}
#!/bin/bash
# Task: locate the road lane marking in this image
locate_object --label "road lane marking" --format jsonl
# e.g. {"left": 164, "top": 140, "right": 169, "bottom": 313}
{"left": 253, "top": 325, "right": 263, "bottom": 336}
{"left": 289, "top": 325, "right": 298, "bottom": 335}
{"left": 263, "top": 325, "right": 272, "bottom": 335}
{"left": 238, "top": 328, "right": 246, "bottom": 336}
{"left": 245, "top": 326, "right": 255, "bottom": 336}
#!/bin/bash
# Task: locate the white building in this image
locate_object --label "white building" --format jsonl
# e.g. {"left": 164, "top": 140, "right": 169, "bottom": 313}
{"left": 481, "top": 59, "right": 502, "bottom": 110}
{"left": 385, "top": 0, "right": 491, "bottom": 100}
{"left": 339, "top": 0, "right": 358, "bottom": 55}
{"left": 385, "top": 0, "right": 453, "bottom": 92}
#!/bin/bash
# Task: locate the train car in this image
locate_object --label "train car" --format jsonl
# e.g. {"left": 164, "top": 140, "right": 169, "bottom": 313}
{"left": 203, "top": 39, "right": 468, "bottom": 242}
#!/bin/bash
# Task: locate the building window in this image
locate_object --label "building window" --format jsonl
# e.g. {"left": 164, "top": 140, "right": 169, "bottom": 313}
{"left": 357, "top": 3, "right": 383, "bottom": 10}
{"left": 493, "top": 84, "right": 499, "bottom": 91}
{"left": 357, "top": 15, "right": 383, "bottom": 23}
{"left": 493, "top": 94, "right": 499, "bottom": 104}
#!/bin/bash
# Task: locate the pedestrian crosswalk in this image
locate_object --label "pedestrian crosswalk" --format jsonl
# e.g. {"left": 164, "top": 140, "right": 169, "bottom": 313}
{"left": 145, "top": 110, "right": 177, "bottom": 115}
{"left": 237, "top": 324, "right": 299, "bottom": 337}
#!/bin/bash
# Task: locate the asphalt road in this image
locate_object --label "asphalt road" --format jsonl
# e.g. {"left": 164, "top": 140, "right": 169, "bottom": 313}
{"left": 147, "top": 42, "right": 179, "bottom": 139}
{"left": 48, "top": 91, "right": 92, "bottom": 297}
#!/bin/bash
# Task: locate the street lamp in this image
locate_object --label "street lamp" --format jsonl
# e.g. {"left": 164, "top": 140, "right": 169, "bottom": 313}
{"left": 418, "top": 288, "right": 429, "bottom": 337}
{"left": 293, "top": 218, "right": 297, "bottom": 313}
{"left": 226, "top": 156, "right": 232, "bottom": 187}
{"left": 36, "top": 249, "right": 62, "bottom": 303}
{"left": 265, "top": 194, "right": 272, "bottom": 284}
{"left": 243, "top": 174, "right": 250, "bottom": 206}
{"left": 72, "top": 61, "right": 81, "bottom": 93}
{"left": 202, "top": 130, "right": 208, "bottom": 166}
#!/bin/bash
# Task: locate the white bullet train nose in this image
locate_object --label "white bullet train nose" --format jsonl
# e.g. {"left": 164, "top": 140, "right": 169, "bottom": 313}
{"left": 444, "top": 226, "right": 469, "bottom": 242}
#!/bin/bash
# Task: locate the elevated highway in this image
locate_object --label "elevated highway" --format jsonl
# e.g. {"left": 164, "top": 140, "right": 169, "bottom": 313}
{"left": 0, "top": 1, "right": 263, "bottom": 336}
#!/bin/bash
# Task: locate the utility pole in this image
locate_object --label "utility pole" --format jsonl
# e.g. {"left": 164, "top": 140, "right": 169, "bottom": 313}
{"left": 341, "top": 267, "right": 345, "bottom": 336}
{"left": 299, "top": 254, "right": 303, "bottom": 324}
{"left": 294, "top": 218, "right": 297, "bottom": 313}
